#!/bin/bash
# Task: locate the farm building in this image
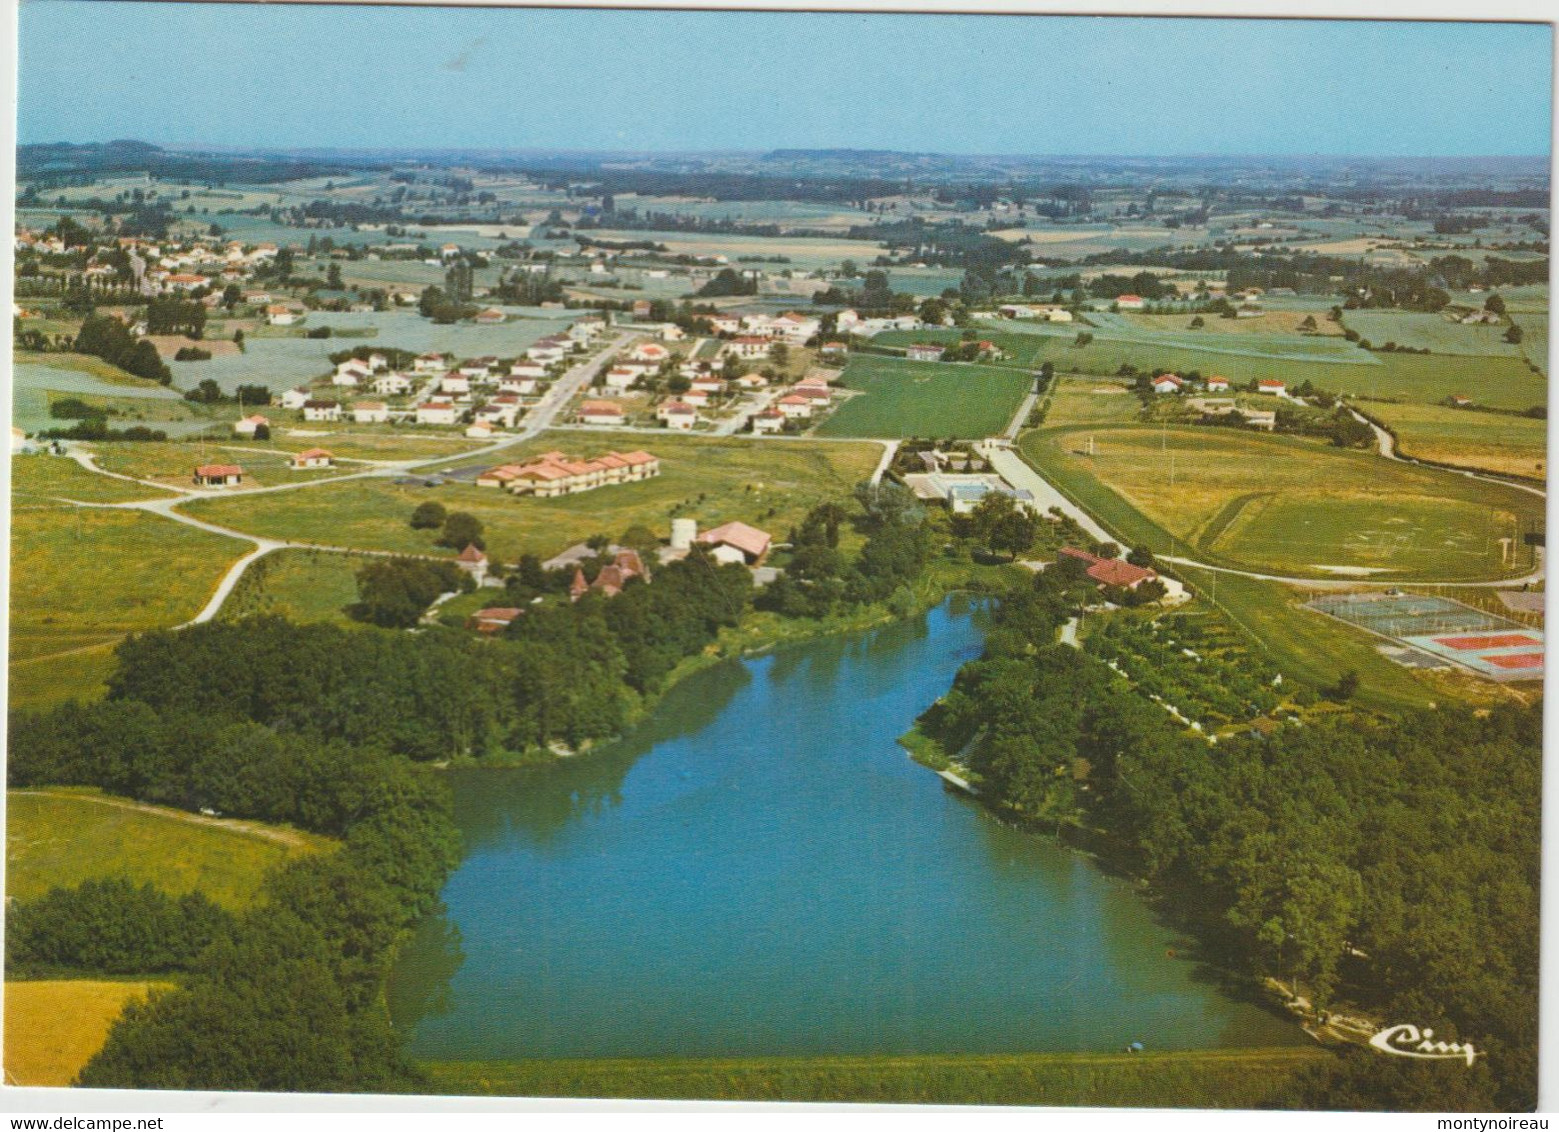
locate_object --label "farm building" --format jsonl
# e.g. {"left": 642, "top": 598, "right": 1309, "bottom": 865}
{"left": 193, "top": 463, "right": 244, "bottom": 487}
{"left": 1114, "top": 295, "right": 1146, "bottom": 311}
{"left": 697, "top": 521, "right": 772, "bottom": 565}
{"left": 232, "top": 414, "right": 270, "bottom": 437}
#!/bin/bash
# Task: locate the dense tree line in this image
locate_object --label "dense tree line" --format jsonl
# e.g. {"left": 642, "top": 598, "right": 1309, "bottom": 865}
{"left": 8, "top": 690, "right": 461, "bottom": 1092}
{"left": 917, "top": 570, "right": 1540, "bottom": 1110}
{"left": 73, "top": 315, "right": 171, "bottom": 384}
{"left": 759, "top": 491, "right": 931, "bottom": 619}
{"left": 6, "top": 878, "right": 235, "bottom": 976}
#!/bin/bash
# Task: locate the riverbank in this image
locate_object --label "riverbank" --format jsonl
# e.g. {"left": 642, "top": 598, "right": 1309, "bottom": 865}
{"left": 421, "top": 1047, "right": 1328, "bottom": 1107}
{"left": 450, "top": 558, "right": 1021, "bottom": 770}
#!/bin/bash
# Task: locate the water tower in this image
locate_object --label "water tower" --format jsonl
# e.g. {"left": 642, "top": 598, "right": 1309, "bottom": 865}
{"left": 671, "top": 518, "right": 698, "bottom": 551}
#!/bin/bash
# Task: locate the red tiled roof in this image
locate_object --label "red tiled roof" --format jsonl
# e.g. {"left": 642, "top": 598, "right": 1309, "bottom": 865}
{"left": 195, "top": 464, "right": 243, "bottom": 477}
{"left": 698, "top": 520, "right": 771, "bottom": 561}
{"left": 456, "top": 544, "right": 487, "bottom": 563}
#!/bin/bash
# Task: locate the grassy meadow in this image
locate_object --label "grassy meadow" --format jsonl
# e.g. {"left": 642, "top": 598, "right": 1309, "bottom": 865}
{"left": 216, "top": 548, "right": 365, "bottom": 625}
{"left": 90, "top": 440, "right": 367, "bottom": 490}
{"left": 818, "top": 356, "right": 1032, "bottom": 438}
{"left": 11, "top": 453, "right": 176, "bottom": 505}
{"left": 1019, "top": 425, "right": 1541, "bottom": 581}
{"left": 424, "top": 1047, "right": 1328, "bottom": 1107}
{"left": 1360, "top": 402, "right": 1546, "bottom": 479}
{"left": 181, "top": 433, "right": 884, "bottom": 564}
{"left": 1338, "top": 310, "right": 1523, "bottom": 356}
{"left": 10, "top": 500, "right": 245, "bottom": 661}
{"left": 6, "top": 788, "right": 332, "bottom": 909}
{"left": 4, "top": 979, "right": 174, "bottom": 1087}
{"left": 1043, "top": 378, "right": 1145, "bottom": 428}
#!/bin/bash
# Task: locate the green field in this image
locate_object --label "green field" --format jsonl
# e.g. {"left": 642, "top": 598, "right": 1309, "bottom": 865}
{"left": 1019, "top": 425, "right": 1541, "bottom": 582}
{"left": 1360, "top": 402, "right": 1546, "bottom": 479}
{"left": 1044, "top": 378, "right": 1144, "bottom": 428}
{"left": 818, "top": 356, "right": 1032, "bottom": 438}
{"left": 424, "top": 1047, "right": 1327, "bottom": 1107}
{"left": 1509, "top": 310, "right": 1549, "bottom": 375}
{"left": 10, "top": 502, "right": 245, "bottom": 662}
{"left": 216, "top": 548, "right": 364, "bottom": 625}
{"left": 6, "top": 788, "right": 331, "bottom": 909}
{"left": 11, "top": 454, "right": 177, "bottom": 505}
{"left": 883, "top": 324, "right": 1547, "bottom": 411}
{"left": 1339, "top": 310, "right": 1523, "bottom": 357}
{"left": 181, "top": 433, "right": 884, "bottom": 564}
{"left": 90, "top": 440, "right": 364, "bottom": 490}
{"left": 1340, "top": 352, "right": 1546, "bottom": 410}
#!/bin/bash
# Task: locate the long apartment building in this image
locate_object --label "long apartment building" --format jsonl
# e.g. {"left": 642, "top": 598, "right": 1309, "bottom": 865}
{"left": 475, "top": 449, "right": 660, "bottom": 497}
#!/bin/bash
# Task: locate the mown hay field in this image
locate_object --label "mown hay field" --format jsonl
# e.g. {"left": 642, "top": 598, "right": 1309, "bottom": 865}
{"left": 818, "top": 356, "right": 1032, "bottom": 438}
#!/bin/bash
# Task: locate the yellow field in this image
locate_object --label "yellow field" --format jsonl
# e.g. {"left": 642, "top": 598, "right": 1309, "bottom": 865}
{"left": 1362, "top": 402, "right": 1547, "bottom": 479}
{"left": 1121, "top": 311, "right": 1345, "bottom": 337}
{"left": 6, "top": 788, "right": 333, "bottom": 909}
{"left": 4, "top": 979, "right": 173, "bottom": 1087}
{"left": 11, "top": 454, "right": 176, "bottom": 505}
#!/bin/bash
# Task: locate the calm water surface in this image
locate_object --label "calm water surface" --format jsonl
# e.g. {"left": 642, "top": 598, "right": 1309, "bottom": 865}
{"left": 389, "top": 601, "right": 1301, "bottom": 1060}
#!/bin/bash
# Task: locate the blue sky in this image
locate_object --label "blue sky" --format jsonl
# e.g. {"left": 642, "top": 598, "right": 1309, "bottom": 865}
{"left": 15, "top": 3, "right": 1554, "bottom": 156}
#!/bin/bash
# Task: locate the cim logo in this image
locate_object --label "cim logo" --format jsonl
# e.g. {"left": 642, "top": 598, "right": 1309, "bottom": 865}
{"left": 1369, "top": 1024, "right": 1480, "bottom": 1066}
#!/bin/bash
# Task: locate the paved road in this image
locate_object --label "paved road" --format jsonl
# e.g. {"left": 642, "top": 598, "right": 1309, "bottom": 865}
{"left": 978, "top": 441, "right": 1114, "bottom": 543}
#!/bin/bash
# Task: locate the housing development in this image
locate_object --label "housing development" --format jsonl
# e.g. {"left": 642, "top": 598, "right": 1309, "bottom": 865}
{"left": 4, "top": 3, "right": 1550, "bottom": 1118}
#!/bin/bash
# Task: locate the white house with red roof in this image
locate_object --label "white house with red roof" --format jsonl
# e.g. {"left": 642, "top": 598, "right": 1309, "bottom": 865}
{"left": 302, "top": 399, "right": 341, "bottom": 422}
{"left": 1151, "top": 374, "right": 1185, "bottom": 394}
{"left": 776, "top": 394, "right": 814, "bottom": 419}
{"left": 1256, "top": 378, "right": 1287, "bottom": 396}
{"left": 416, "top": 401, "right": 461, "bottom": 426}
{"left": 1115, "top": 295, "right": 1147, "bottom": 311}
{"left": 1205, "top": 375, "right": 1231, "bottom": 392}
{"left": 1059, "top": 547, "right": 1159, "bottom": 590}
{"left": 232, "top": 414, "right": 270, "bottom": 437}
{"left": 724, "top": 336, "right": 770, "bottom": 360}
{"left": 657, "top": 401, "right": 698, "bottom": 430}
{"left": 193, "top": 463, "right": 244, "bottom": 487}
{"left": 752, "top": 409, "right": 786, "bottom": 434}
{"left": 577, "top": 400, "right": 626, "bottom": 426}
{"left": 291, "top": 448, "right": 334, "bottom": 469}
{"left": 454, "top": 544, "right": 488, "bottom": 584}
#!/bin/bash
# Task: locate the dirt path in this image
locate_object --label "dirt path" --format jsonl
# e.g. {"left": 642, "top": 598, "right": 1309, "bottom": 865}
{"left": 10, "top": 789, "right": 324, "bottom": 851}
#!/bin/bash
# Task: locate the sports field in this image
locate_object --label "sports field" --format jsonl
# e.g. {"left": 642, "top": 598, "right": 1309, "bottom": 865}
{"left": 817, "top": 356, "right": 1032, "bottom": 438}
{"left": 180, "top": 433, "right": 884, "bottom": 564}
{"left": 1019, "top": 425, "right": 1542, "bottom": 581}
{"left": 1360, "top": 402, "right": 1546, "bottom": 479}
{"left": 4, "top": 979, "right": 173, "bottom": 1086}
{"left": 6, "top": 788, "right": 331, "bottom": 909}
